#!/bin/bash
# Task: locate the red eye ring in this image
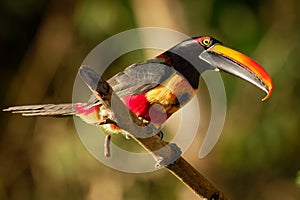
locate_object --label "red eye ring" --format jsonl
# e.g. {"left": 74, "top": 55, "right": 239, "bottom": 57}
{"left": 201, "top": 37, "right": 211, "bottom": 46}
{"left": 193, "top": 36, "right": 220, "bottom": 49}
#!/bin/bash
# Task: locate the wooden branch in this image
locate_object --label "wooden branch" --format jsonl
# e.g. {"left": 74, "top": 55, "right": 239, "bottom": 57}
{"left": 80, "top": 66, "right": 229, "bottom": 200}
{"left": 167, "top": 158, "right": 227, "bottom": 200}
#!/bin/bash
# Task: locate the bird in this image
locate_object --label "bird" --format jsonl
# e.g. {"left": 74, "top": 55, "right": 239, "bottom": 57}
{"left": 4, "top": 36, "right": 273, "bottom": 157}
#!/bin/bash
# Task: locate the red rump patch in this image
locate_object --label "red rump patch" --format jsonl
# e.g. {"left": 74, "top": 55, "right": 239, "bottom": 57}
{"left": 74, "top": 103, "right": 100, "bottom": 115}
{"left": 74, "top": 95, "right": 170, "bottom": 126}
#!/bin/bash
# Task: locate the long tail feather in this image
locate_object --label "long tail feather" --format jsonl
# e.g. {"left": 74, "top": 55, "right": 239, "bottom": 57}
{"left": 3, "top": 104, "right": 75, "bottom": 116}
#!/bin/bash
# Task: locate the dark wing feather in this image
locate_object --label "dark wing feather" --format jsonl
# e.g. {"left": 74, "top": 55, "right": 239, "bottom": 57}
{"left": 107, "top": 59, "right": 175, "bottom": 98}
{"left": 80, "top": 59, "right": 175, "bottom": 105}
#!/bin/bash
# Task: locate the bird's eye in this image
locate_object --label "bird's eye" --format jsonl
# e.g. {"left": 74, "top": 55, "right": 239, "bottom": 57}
{"left": 202, "top": 38, "right": 211, "bottom": 46}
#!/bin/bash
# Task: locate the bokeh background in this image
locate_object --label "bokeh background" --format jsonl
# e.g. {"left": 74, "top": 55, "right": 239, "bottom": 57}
{"left": 1, "top": 0, "right": 300, "bottom": 199}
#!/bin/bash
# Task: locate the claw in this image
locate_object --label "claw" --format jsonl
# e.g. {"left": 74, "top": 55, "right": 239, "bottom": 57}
{"left": 138, "top": 117, "right": 149, "bottom": 124}
{"left": 125, "top": 133, "right": 131, "bottom": 140}
{"left": 156, "top": 131, "right": 164, "bottom": 140}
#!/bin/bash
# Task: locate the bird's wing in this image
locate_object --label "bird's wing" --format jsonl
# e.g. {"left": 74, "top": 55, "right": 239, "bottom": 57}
{"left": 107, "top": 59, "right": 175, "bottom": 98}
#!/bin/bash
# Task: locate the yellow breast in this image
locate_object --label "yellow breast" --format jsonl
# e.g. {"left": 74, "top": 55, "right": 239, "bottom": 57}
{"left": 145, "top": 73, "right": 196, "bottom": 111}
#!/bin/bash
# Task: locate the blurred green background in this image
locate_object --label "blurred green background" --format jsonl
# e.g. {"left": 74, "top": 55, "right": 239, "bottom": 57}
{"left": 1, "top": 0, "right": 300, "bottom": 199}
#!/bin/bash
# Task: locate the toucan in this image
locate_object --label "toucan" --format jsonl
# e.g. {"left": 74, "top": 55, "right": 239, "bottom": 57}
{"left": 4, "top": 36, "right": 273, "bottom": 157}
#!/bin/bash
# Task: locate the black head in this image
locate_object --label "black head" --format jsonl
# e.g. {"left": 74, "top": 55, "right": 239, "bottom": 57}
{"left": 160, "top": 36, "right": 273, "bottom": 100}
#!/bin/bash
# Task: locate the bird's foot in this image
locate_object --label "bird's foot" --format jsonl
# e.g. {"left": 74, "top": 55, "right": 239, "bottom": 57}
{"left": 99, "top": 107, "right": 115, "bottom": 124}
{"left": 138, "top": 117, "right": 149, "bottom": 124}
{"left": 156, "top": 131, "right": 164, "bottom": 140}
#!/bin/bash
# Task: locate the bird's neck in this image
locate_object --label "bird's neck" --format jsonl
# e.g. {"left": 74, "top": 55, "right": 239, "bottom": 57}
{"left": 157, "top": 51, "right": 200, "bottom": 89}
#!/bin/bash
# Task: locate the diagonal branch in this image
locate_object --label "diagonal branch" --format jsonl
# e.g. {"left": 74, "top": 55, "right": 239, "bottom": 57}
{"left": 80, "top": 66, "right": 228, "bottom": 200}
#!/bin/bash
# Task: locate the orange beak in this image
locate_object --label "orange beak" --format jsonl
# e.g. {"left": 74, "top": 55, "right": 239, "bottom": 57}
{"left": 200, "top": 44, "right": 273, "bottom": 101}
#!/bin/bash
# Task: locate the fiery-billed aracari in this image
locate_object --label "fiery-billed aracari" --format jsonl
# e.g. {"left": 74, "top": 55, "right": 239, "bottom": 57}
{"left": 4, "top": 36, "right": 273, "bottom": 157}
